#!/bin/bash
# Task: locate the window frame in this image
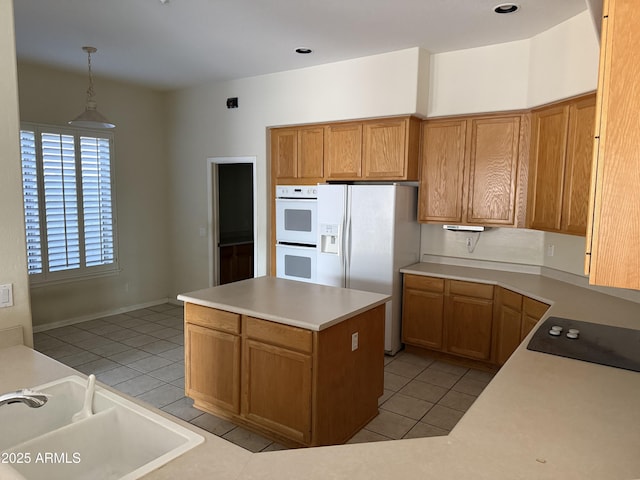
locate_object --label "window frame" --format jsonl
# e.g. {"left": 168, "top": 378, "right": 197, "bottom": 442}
{"left": 19, "top": 122, "right": 119, "bottom": 286}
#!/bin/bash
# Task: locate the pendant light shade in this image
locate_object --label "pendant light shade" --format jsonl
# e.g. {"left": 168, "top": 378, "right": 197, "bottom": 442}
{"left": 69, "top": 46, "right": 115, "bottom": 129}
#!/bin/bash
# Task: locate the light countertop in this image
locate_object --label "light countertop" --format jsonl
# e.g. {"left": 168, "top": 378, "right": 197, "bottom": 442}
{"left": 3, "top": 264, "right": 640, "bottom": 479}
{"left": 177, "top": 276, "right": 390, "bottom": 331}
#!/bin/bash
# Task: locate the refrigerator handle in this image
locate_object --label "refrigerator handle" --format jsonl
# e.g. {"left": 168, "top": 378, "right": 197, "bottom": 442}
{"left": 344, "top": 194, "right": 352, "bottom": 287}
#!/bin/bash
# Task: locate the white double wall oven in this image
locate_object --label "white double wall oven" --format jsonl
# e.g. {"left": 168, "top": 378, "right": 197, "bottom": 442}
{"left": 275, "top": 185, "right": 318, "bottom": 283}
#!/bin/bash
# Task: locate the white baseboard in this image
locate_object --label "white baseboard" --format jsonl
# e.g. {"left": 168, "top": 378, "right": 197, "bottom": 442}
{"left": 33, "top": 298, "right": 174, "bottom": 333}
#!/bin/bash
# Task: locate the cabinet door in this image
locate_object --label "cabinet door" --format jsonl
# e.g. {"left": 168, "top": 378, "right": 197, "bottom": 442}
{"left": 419, "top": 120, "right": 467, "bottom": 223}
{"left": 401, "top": 275, "right": 445, "bottom": 350}
{"left": 185, "top": 322, "right": 241, "bottom": 413}
{"left": 520, "top": 297, "right": 550, "bottom": 341}
{"left": 271, "top": 128, "right": 298, "bottom": 179}
{"left": 363, "top": 118, "right": 406, "bottom": 179}
{"left": 298, "top": 127, "right": 324, "bottom": 179}
{"left": 528, "top": 105, "right": 570, "bottom": 231}
{"left": 492, "top": 288, "right": 523, "bottom": 365}
{"left": 562, "top": 96, "right": 596, "bottom": 235}
{"left": 324, "top": 123, "right": 363, "bottom": 179}
{"left": 445, "top": 282, "right": 494, "bottom": 361}
{"left": 466, "top": 116, "right": 521, "bottom": 225}
{"left": 529, "top": 106, "right": 569, "bottom": 230}
{"left": 586, "top": 0, "right": 640, "bottom": 289}
{"left": 242, "top": 339, "right": 312, "bottom": 444}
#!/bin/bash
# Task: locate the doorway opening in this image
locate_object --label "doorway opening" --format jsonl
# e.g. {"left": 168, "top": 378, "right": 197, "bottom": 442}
{"left": 208, "top": 156, "right": 257, "bottom": 286}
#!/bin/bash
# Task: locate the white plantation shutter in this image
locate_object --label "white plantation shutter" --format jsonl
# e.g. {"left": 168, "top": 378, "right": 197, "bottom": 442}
{"left": 42, "top": 132, "right": 81, "bottom": 272}
{"left": 80, "top": 136, "right": 114, "bottom": 266}
{"left": 19, "top": 123, "right": 117, "bottom": 282}
{"left": 19, "top": 130, "right": 43, "bottom": 274}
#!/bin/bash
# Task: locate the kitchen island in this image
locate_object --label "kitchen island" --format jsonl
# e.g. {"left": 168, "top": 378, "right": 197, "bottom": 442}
{"left": 177, "top": 276, "right": 390, "bottom": 447}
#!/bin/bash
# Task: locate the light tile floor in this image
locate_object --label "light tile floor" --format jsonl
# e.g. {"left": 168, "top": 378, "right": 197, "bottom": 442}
{"left": 33, "top": 304, "right": 494, "bottom": 451}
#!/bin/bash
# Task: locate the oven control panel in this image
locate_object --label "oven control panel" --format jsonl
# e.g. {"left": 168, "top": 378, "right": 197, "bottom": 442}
{"left": 276, "top": 185, "right": 318, "bottom": 198}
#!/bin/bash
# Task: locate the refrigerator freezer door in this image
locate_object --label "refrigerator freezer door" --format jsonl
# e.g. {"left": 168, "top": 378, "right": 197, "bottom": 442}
{"left": 347, "top": 185, "right": 395, "bottom": 292}
{"left": 349, "top": 185, "right": 396, "bottom": 351}
{"left": 316, "top": 184, "right": 347, "bottom": 287}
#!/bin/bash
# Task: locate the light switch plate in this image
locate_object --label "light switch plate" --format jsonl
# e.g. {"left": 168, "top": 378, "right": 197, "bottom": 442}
{"left": 351, "top": 332, "right": 359, "bottom": 351}
{"left": 0, "top": 284, "right": 13, "bottom": 308}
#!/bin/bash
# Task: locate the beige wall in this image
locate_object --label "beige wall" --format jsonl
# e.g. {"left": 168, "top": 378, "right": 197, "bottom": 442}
{"left": 0, "top": 0, "right": 33, "bottom": 346}
{"left": 17, "top": 63, "right": 172, "bottom": 328}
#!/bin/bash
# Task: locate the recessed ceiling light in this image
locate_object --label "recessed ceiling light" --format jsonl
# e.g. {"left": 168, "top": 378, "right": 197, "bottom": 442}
{"left": 295, "top": 48, "right": 313, "bottom": 55}
{"left": 494, "top": 3, "right": 519, "bottom": 14}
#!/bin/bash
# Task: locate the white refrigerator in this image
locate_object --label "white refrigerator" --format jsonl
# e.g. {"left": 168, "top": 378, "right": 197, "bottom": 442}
{"left": 316, "top": 183, "right": 421, "bottom": 354}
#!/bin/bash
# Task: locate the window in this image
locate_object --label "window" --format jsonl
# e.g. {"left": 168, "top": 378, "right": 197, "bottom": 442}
{"left": 19, "top": 123, "right": 118, "bottom": 283}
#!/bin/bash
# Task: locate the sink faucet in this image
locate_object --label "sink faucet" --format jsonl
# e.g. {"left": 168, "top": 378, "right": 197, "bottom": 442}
{"left": 0, "top": 389, "right": 49, "bottom": 408}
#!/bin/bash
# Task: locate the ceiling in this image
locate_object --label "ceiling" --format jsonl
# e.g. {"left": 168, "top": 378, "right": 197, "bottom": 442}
{"left": 13, "top": 0, "right": 589, "bottom": 91}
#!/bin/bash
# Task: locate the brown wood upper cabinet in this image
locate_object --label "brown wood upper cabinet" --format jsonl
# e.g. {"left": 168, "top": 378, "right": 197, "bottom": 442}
{"left": 528, "top": 93, "right": 596, "bottom": 236}
{"left": 271, "top": 126, "right": 324, "bottom": 182}
{"left": 418, "top": 113, "right": 527, "bottom": 227}
{"left": 325, "top": 116, "right": 420, "bottom": 181}
{"left": 324, "top": 122, "right": 363, "bottom": 179}
{"left": 272, "top": 116, "right": 420, "bottom": 182}
{"left": 585, "top": 0, "right": 640, "bottom": 290}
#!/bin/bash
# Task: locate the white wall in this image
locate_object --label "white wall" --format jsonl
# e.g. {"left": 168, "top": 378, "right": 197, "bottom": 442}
{"left": 0, "top": 0, "right": 33, "bottom": 346}
{"left": 17, "top": 63, "right": 172, "bottom": 328}
{"left": 427, "top": 10, "right": 599, "bottom": 118}
{"left": 420, "top": 226, "right": 545, "bottom": 266}
{"left": 527, "top": 10, "right": 600, "bottom": 106}
{"left": 427, "top": 40, "right": 530, "bottom": 117}
{"left": 166, "top": 48, "right": 427, "bottom": 296}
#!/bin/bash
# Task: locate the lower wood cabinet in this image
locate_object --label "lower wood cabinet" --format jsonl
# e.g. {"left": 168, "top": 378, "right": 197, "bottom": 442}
{"left": 491, "top": 289, "right": 550, "bottom": 365}
{"left": 185, "top": 304, "right": 241, "bottom": 412}
{"left": 402, "top": 275, "right": 550, "bottom": 367}
{"left": 492, "top": 288, "right": 524, "bottom": 366}
{"left": 242, "top": 315, "right": 313, "bottom": 444}
{"left": 521, "top": 296, "right": 550, "bottom": 341}
{"left": 402, "top": 276, "right": 494, "bottom": 362}
{"left": 401, "top": 275, "right": 445, "bottom": 350}
{"left": 184, "top": 302, "right": 385, "bottom": 447}
{"left": 445, "top": 281, "right": 494, "bottom": 361}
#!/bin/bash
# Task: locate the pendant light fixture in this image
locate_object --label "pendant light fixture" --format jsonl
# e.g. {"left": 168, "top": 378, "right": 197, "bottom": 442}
{"left": 69, "top": 46, "right": 115, "bottom": 129}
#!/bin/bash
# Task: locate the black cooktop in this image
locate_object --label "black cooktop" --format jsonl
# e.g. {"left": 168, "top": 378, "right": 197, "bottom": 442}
{"left": 527, "top": 316, "right": 640, "bottom": 373}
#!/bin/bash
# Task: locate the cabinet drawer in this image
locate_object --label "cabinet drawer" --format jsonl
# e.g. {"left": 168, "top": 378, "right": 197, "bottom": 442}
{"left": 500, "top": 288, "right": 523, "bottom": 310}
{"left": 244, "top": 316, "right": 313, "bottom": 354}
{"left": 185, "top": 303, "right": 241, "bottom": 334}
{"left": 404, "top": 274, "right": 445, "bottom": 293}
{"left": 448, "top": 280, "right": 494, "bottom": 299}
{"left": 523, "top": 297, "right": 550, "bottom": 319}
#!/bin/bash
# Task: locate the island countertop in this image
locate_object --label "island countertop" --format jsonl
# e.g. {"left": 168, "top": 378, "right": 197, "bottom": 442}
{"left": 177, "top": 276, "right": 390, "bottom": 331}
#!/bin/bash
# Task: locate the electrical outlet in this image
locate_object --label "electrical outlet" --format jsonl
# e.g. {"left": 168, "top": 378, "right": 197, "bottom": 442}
{"left": 351, "top": 332, "right": 359, "bottom": 351}
{"left": 547, "top": 244, "right": 555, "bottom": 257}
{"left": 466, "top": 237, "right": 472, "bottom": 248}
{"left": 0, "top": 284, "right": 13, "bottom": 308}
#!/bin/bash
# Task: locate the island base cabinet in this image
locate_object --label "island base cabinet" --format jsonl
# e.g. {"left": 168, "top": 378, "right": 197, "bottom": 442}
{"left": 313, "top": 304, "right": 384, "bottom": 445}
{"left": 185, "top": 305, "right": 241, "bottom": 414}
{"left": 184, "top": 302, "right": 385, "bottom": 447}
{"left": 242, "top": 339, "right": 312, "bottom": 445}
